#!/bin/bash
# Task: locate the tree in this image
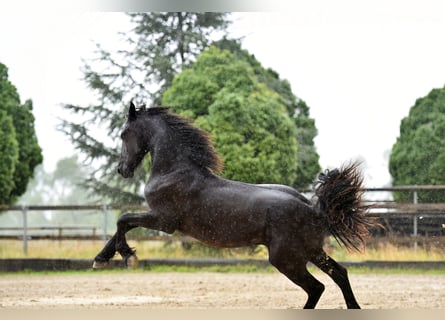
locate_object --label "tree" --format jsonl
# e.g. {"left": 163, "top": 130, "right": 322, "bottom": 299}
{"left": 60, "top": 13, "right": 231, "bottom": 203}
{"left": 389, "top": 85, "right": 445, "bottom": 202}
{"left": 162, "top": 46, "right": 298, "bottom": 185}
{"left": 127, "top": 12, "right": 230, "bottom": 104}
{"left": 0, "top": 63, "right": 43, "bottom": 205}
{"left": 213, "top": 39, "right": 320, "bottom": 188}
{"left": 0, "top": 110, "right": 18, "bottom": 204}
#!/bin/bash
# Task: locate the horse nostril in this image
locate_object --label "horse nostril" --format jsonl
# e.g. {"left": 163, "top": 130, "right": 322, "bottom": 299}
{"left": 117, "top": 167, "right": 121, "bottom": 174}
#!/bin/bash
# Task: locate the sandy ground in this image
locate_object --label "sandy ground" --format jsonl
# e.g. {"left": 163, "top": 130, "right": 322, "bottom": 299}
{"left": 0, "top": 272, "right": 444, "bottom": 309}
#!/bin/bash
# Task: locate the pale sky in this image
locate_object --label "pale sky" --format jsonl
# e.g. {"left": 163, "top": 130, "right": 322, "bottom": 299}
{"left": 1, "top": 2, "right": 445, "bottom": 187}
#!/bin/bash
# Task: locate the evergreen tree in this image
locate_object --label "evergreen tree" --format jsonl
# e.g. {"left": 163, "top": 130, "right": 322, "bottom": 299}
{"left": 162, "top": 46, "right": 298, "bottom": 185}
{"left": 60, "top": 13, "right": 231, "bottom": 203}
{"left": 0, "top": 63, "right": 43, "bottom": 205}
{"left": 213, "top": 39, "right": 320, "bottom": 188}
{"left": 0, "top": 110, "right": 18, "bottom": 204}
{"left": 389, "top": 85, "right": 445, "bottom": 202}
{"left": 163, "top": 40, "right": 320, "bottom": 188}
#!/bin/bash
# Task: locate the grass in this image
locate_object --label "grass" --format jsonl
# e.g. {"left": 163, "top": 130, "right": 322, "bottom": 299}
{"left": 0, "top": 237, "right": 444, "bottom": 275}
{"left": 0, "top": 239, "right": 270, "bottom": 260}
{"left": 0, "top": 239, "right": 105, "bottom": 259}
{"left": 0, "top": 238, "right": 443, "bottom": 262}
{"left": 329, "top": 241, "right": 445, "bottom": 262}
{"left": 1, "top": 264, "right": 444, "bottom": 276}
{"left": 1, "top": 238, "right": 443, "bottom": 276}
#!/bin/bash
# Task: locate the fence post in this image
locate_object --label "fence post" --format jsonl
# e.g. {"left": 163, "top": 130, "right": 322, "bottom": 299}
{"left": 22, "top": 205, "right": 28, "bottom": 256}
{"left": 102, "top": 204, "right": 109, "bottom": 245}
{"left": 412, "top": 191, "right": 418, "bottom": 253}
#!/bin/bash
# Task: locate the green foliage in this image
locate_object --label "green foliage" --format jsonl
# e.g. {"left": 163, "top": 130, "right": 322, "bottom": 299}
{"left": 214, "top": 39, "right": 320, "bottom": 188}
{"left": 0, "top": 63, "right": 43, "bottom": 205}
{"left": 60, "top": 13, "right": 231, "bottom": 203}
{"left": 0, "top": 110, "right": 19, "bottom": 204}
{"left": 389, "top": 86, "right": 445, "bottom": 202}
{"left": 8, "top": 99, "right": 43, "bottom": 198}
{"left": 162, "top": 46, "right": 298, "bottom": 185}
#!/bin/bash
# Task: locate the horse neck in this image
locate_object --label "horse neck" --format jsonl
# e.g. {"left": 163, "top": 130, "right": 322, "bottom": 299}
{"left": 147, "top": 121, "right": 189, "bottom": 176}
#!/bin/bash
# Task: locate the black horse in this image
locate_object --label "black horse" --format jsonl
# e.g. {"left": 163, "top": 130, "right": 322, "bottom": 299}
{"left": 93, "top": 102, "right": 375, "bottom": 309}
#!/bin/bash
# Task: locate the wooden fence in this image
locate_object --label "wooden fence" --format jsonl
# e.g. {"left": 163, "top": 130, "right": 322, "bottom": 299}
{"left": 1, "top": 186, "right": 444, "bottom": 255}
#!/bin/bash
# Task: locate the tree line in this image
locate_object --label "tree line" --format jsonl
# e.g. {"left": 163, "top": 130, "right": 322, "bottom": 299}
{"left": 1, "top": 12, "right": 445, "bottom": 206}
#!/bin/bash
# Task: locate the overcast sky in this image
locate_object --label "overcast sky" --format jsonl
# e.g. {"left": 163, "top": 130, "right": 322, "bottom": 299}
{"left": 1, "top": 2, "right": 445, "bottom": 187}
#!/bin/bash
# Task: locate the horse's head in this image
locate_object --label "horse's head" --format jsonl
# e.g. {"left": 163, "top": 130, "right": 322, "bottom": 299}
{"left": 117, "top": 102, "right": 150, "bottom": 178}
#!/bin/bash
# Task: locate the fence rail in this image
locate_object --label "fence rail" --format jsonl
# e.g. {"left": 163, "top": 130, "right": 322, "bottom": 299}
{"left": 2, "top": 203, "right": 445, "bottom": 215}
{"left": 0, "top": 226, "right": 99, "bottom": 240}
{"left": 0, "top": 204, "right": 147, "bottom": 211}
{"left": 1, "top": 186, "right": 445, "bottom": 256}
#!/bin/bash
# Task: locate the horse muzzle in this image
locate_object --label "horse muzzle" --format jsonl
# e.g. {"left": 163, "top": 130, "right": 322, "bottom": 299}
{"left": 117, "top": 164, "right": 134, "bottom": 178}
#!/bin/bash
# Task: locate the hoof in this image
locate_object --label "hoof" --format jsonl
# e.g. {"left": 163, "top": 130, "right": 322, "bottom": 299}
{"left": 92, "top": 260, "right": 109, "bottom": 269}
{"left": 125, "top": 255, "right": 139, "bottom": 270}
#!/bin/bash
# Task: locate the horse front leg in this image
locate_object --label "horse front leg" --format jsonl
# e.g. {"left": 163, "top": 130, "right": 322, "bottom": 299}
{"left": 93, "top": 233, "right": 119, "bottom": 268}
{"left": 92, "top": 222, "right": 137, "bottom": 269}
{"left": 93, "top": 211, "right": 174, "bottom": 269}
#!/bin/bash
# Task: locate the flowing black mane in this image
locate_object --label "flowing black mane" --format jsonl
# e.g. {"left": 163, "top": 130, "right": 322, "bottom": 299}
{"left": 139, "top": 106, "right": 223, "bottom": 174}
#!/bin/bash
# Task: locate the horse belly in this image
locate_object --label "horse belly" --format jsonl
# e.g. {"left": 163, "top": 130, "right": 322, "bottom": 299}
{"left": 179, "top": 206, "right": 267, "bottom": 248}
{"left": 174, "top": 182, "right": 297, "bottom": 248}
{"left": 186, "top": 191, "right": 310, "bottom": 248}
{"left": 189, "top": 228, "right": 265, "bottom": 248}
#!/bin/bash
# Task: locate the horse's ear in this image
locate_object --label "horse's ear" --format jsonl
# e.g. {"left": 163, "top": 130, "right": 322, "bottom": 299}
{"left": 128, "top": 101, "right": 137, "bottom": 121}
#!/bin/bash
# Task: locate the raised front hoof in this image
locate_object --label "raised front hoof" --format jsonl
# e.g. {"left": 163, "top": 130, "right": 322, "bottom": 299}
{"left": 125, "top": 254, "right": 139, "bottom": 270}
{"left": 92, "top": 260, "right": 109, "bottom": 270}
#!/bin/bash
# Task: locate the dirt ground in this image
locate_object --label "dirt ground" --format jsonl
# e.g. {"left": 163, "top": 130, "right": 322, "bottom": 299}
{"left": 0, "top": 271, "right": 444, "bottom": 309}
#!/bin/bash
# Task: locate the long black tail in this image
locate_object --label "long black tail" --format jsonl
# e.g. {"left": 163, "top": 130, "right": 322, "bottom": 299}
{"left": 314, "top": 162, "right": 375, "bottom": 251}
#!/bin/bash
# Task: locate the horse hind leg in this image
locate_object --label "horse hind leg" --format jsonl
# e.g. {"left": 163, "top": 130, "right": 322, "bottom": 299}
{"left": 268, "top": 244, "right": 325, "bottom": 308}
{"left": 311, "top": 251, "right": 361, "bottom": 309}
{"left": 285, "top": 266, "right": 325, "bottom": 309}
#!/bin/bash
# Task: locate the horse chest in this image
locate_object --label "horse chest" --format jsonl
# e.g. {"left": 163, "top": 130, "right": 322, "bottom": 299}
{"left": 144, "top": 177, "right": 195, "bottom": 212}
